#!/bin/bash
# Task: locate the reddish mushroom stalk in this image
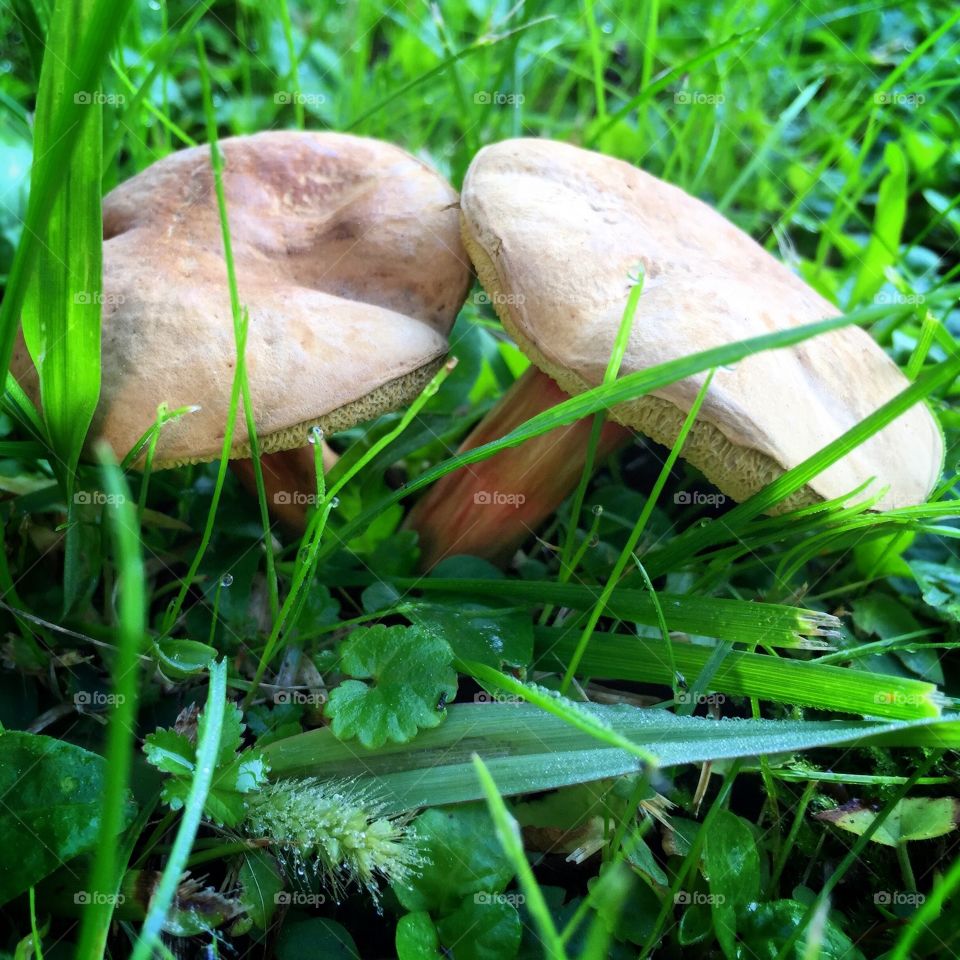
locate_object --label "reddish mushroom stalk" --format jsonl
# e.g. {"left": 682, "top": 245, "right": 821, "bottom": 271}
{"left": 232, "top": 442, "right": 339, "bottom": 532}
{"left": 405, "top": 366, "right": 632, "bottom": 569}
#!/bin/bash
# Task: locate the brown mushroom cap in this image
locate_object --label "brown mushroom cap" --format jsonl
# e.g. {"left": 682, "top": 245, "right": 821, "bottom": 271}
{"left": 13, "top": 131, "right": 470, "bottom": 467}
{"left": 460, "top": 138, "right": 943, "bottom": 511}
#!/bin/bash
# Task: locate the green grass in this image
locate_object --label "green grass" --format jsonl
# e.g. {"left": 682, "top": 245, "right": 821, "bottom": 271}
{"left": 0, "top": 1, "right": 958, "bottom": 958}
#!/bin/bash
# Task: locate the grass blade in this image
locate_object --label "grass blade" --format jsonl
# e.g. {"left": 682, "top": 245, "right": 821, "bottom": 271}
{"left": 534, "top": 627, "right": 945, "bottom": 720}
{"left": 0, "top": 0, "right": 133, "bottom": 386}
{"left": 74, "top": 444, "right": 145, "bottom": 960}
{"left": 130, "top": 659, "right": 227, "bottom": 960}
{"left": 410, "top": 578, "right": 841, "bottom": 648}
{"left": 473, "top": 754, "right": 568, "bottom": 960}
{"left": 262, "top": 704, "right": 960, "bottom": 814}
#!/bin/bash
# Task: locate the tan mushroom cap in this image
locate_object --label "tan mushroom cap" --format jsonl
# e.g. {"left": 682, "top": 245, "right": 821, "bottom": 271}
{"left": 460, "top": 138, "right": 943, "bottom": 511}
{"left": 12, "top": 131, "right": 471, "bottom": 467}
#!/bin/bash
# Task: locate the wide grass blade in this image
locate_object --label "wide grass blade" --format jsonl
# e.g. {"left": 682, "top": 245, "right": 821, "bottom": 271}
{"left": 410, "top": 578, "right": 841, "bottom": 648}
{"left": 262, "top": 703, "right": 960, "bottom": 814}
{"left": 534, "top": 627, "right": 945, "bottom": 720}
{"left": 0, "top": 0, "right": 133, "bottom": 387}
{"left": 21, "top": 0, "right": 115, "bottom": 611}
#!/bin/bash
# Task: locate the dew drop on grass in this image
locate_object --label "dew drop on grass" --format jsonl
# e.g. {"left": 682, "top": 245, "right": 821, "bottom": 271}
{"left": 592, "top": 504, "right": 604, "bottom": 516}
{"left": 329, "top": 497, "right": 340, "bottom": 508}
{"left": 308, "top": 426, "right": 324, "bottom": 444}
{"left": 220, "top": 573, "right": 234, "bottom": 587}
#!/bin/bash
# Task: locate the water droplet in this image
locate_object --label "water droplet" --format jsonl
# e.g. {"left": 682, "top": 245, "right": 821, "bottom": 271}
{"left": 591, "top": 504, "right": 604, "bottom": 516}
{"left": 308, "top": 426, "right": 324, "bottom": 444}
{"left": 220, "top": 573, "right": 234, "bottom": 587}
{"left": 589, "top": 535, "right": 600, "bottom": 548}
{"left": 329, "top": 496, "right": 340, "bottom": 509}
{"left": 698, "top": 518, "right": 712, "bottom": 528}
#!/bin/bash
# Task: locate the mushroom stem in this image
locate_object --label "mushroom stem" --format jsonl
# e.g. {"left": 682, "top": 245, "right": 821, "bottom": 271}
{"left": 232, "top": 443, "right": 339, "bottom": 532}
{"left": 405, "top": 367, "right": 632, "bottom": 569}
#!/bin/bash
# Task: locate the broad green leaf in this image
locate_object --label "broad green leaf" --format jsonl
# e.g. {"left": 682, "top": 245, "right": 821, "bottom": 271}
{"left": 142, "top": 728, "right": 193, "bottom": 778}
{"left": 236, "top": 849, "right": 284, "bottom": 931}
{"left": 736, "top": 900, "right": 864, "bottom": 960}
{"left": 396, "top": 912, "right": 442, "bottom": 960}
{"left": 409, "top": 601, "right": 534, "bottom": 669}
{"left": 704, "top": 811, "right": 761, "bottom": 958}
{"left": 0, "top": 731, "right": 129, "bottom": 904}
{"left": 436, "top": 897, "right": 522, "bottom": 960}
{"left": 817, "top": 797, "right": 960, "bottom": 847}
{"left": 326, "top": 624, "right": 458, "bottom": 749}
{"left": 625, "top": 834, "right": 669, "bottom": 888}
{"left": 393, "top": 805, "right": 514, "bottom": 915}
{"left": 909, "top": 559, "right": 960, "bottom": 623}
{"left": 276, "top": 918, "right": 359, "bottom": 960}
{"left": 850, "top": 594, "right": 942, "bottom": 682}
{"left": 153, "top": 638, "right": 219, "bottom": 681}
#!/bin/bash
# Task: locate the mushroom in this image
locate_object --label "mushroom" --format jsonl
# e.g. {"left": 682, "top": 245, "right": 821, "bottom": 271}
{"left": 12, "top": 131, "right": 471, "bottom": 522}
{"left": 406, "top": 138, "right": 943, "bottom": 568}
